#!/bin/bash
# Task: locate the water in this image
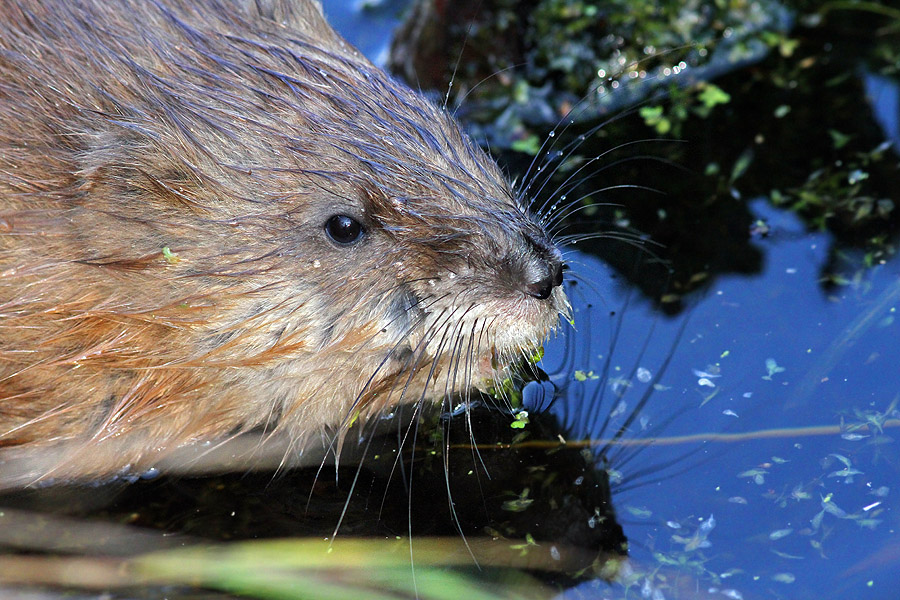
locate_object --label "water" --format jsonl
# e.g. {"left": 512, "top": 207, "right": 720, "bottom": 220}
{"left": 548, "top": 203, "right": 899, "bottom": 599}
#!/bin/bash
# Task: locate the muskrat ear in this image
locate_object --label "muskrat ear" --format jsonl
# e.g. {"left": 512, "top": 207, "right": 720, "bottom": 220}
{"left": 239, "top": 0, "right": 351, "bottom": 52}
{"left": 240, "top": 0, "right": 329, "bottom": 33}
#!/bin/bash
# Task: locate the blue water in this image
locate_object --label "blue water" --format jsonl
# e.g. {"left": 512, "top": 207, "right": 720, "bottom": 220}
{"left": 320, "top": 0, "right": 406, "bottom": 66}
{"left": 547, "top": 200, "right": 900, "bottom": 599}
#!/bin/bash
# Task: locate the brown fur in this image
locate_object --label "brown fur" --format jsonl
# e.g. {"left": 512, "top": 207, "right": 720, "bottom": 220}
{"left": 0, "top": 0, "right": 566, "bottom": 483}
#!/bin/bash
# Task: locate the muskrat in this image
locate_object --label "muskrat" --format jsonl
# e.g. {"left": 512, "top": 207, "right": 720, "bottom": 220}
{"left": 0, "top": 0, "right": 568, "bottom": 483}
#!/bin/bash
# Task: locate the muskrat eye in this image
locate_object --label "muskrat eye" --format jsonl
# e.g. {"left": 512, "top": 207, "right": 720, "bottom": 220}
{"left": 324, "top": 214, "right": 364, "bottom": 246}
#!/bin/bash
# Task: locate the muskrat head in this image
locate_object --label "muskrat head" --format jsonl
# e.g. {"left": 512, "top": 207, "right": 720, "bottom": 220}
{"left": 306, "top": 136, "right": 569, "bottom": 413}
{"left": 279, "top": 72, "right": 570, "bottom": 423}
{"left": 194, "top": 7, "right": 573, "bottom": 426}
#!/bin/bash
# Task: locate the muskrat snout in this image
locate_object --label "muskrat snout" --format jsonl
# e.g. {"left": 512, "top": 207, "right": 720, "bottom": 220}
{"left": 524, "top": 263, "right": 562, "bottom": 300}
{"left": 522, "top": 233, "right": 565, "bottom": 300}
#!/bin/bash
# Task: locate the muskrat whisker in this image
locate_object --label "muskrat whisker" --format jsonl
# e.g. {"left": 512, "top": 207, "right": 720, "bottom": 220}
{"left": 547, "top": 153, "right": 684, "bottom": 221}
{"left": 551, "top": 274, "right": 633, "bottom": 433}
{"left": 368, "top": 318, "right": 454, "bottom": 513}
{"left": 438, "top": 402, "right": 482, "bottom": 566}
{"left": 542, "top": 184, "right": 663, "bottom": 235}
{"left": 432, "top": 321, "right": 477, "bottom": 544}
{"left": 518, "top": 43, "right": 696, "bottom": 206}
{"left": 558, "top": 232, "right": 668, "bottom": 266}
{"left": 327, "top": 416, "right": 389, "bottom": 542}
{"left": 515, "top": 83, "right": 630, "bottom": 207}
{"left": 442, "top": 326, "right": 466, "bottom": 402}
{"left": 557, "top": 228, "right": 649, "bottom": 246}
{"left": 554, "top": 268, "right": 611, "bottom": 308}
{"left": 460, "top": 319, "right": 479, "bottom": 403}
{"left": 446, "top": 319, "right": 496, "bottom": 540}
{"left": 540, "top": 295, "right": 580, "bottom": 392}
{"left": 557, "top": 230, "right": 652, "bottom": 246}
{"left": 532, "top": 139, "right": 675, "bottom": 226}
{"left": 518, "top": 100, "right": 660, "bottom": 209}
{"left": 304, "top": 297, "right": 443, "bottom": 485}
{"left": 598, "top": 314, "right": 690, "bottom": 467}
{"left": 317, "top": 309, "right": 446, "bottom": 524}
{"left": 450, "top": 62, "right": 524, "bottom": 114}
{"left": 326, "top": 301, "right": 443, "bottom": 436}
{"left": 441, "top": 305, "right": 481, "bottom": 401}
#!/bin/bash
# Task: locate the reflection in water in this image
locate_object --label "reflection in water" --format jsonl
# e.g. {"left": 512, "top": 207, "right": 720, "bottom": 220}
{"left": 864, "top": 71, "right": 899, "bottom": 150}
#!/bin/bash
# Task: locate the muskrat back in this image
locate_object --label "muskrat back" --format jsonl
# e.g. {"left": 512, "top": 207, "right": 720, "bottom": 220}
{"left": 0, "top": 0, "right": 566, "bottom": 483}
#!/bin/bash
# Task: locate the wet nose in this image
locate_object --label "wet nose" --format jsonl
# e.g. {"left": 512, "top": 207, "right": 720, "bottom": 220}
{"left": 525, "top": 258, "right": 564, "bottom": 300}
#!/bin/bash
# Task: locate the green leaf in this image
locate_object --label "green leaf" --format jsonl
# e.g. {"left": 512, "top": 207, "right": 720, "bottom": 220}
{"left": 698, "top": 84, "right": 731, "bottom": 107}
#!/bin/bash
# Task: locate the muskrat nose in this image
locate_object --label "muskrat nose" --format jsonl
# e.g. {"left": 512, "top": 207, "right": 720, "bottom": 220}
{"left": 521, "top": 231, "right": 564, "bottom": 300}
{"left": 525, "top": 259, "right": 564, "bottom": 300}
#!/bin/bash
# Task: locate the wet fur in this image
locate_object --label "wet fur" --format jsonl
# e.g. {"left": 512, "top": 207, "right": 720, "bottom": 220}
{"left": 0, "top": 0, "right": 567, "bottom": 482}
